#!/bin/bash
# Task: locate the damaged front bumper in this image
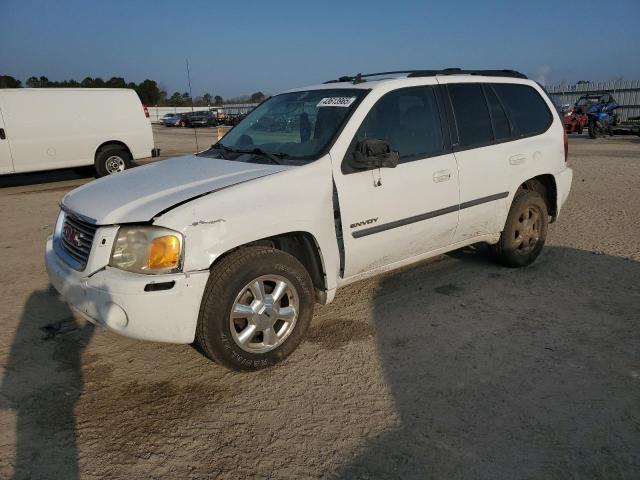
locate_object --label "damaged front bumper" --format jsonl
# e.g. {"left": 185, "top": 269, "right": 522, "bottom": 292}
{"left": 45, "top": 236, "right": 209, "bottom": 343}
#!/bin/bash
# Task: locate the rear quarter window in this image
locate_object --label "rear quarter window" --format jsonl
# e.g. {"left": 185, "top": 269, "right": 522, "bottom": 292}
{"left": 493, "top": 84, "right": 552, "bottom": 137}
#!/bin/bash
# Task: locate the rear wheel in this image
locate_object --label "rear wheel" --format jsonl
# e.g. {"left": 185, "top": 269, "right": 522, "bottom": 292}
{"left": 95, "top": 146, "right": 131, "bottom": 177}
{"left": 196, "top": 246, "right": 314, "bottom": 371}
{"left": 491, "top": 190, "right": 548, "bottom": 267}
{"left": 588, "top": 121, "right": 600, "bottom": 139}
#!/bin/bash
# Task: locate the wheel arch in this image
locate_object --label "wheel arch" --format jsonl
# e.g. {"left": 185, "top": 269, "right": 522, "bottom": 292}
{"left": 209, "top": 231, "right": 329, "bottom": 304}
{"left": 94, "top": 140, "right": 133, "bottom": 162}
{"left": 518, "top": 174, "right": 558, "bottom": 221}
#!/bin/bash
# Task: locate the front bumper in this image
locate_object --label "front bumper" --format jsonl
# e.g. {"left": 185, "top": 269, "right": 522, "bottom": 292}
{"left": 45, "top": 237, "right": 209, "bottom": 343}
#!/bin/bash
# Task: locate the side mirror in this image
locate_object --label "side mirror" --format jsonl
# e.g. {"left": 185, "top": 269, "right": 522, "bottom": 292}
{"left": 349, "top": 139, "right": 399, "bottom": 170}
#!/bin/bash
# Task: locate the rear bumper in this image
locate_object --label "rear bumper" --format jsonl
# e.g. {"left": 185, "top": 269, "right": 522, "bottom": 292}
{"left": 554, "top": 167, "right": 573, "bottom": 220}
{"left": 45, "top": 237, "right": 209, "bottom": 343}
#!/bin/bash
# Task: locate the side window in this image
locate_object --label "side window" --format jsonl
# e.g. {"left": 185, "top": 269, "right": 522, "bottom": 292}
{"left": 448, "top": 83, "right": 493, "bottom": 148}
{"left": 355, "top": 86, "right": 444, "bottom": 160}
{"left": 484, "top": 85, "right": 511, "bottom": 140}
{"left": 493, "top": 84, "right": 552, "bottom": 137}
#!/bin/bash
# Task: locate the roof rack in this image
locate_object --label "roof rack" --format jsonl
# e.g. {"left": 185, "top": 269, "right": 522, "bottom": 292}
{"left": 324, "top": 68, "right": 527, "bottom": 84}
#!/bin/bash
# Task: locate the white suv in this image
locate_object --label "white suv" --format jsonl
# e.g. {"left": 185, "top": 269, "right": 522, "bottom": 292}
{"left": 46, "top": 69, "right": 573, "bottom": 371}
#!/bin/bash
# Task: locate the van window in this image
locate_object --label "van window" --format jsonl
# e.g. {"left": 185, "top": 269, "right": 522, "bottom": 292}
{"left": 484, "top": 85, "right": 511, "bottom": 140}
{"left": 355, "top": 86, "right": 444, "bottom": 160}
{"left": 448, "top": 83, "right": 493, "bottom": 147}
{"left": 493, "top": 84, "right": 552, "bottom": 137}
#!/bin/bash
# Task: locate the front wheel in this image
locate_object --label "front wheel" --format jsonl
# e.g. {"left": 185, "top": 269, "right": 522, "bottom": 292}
{"left": 196, "top": 246, "right": 314, "bottom": 371}
{"left": 588, "top": 121, "right": 600, "bottom": 139}
{"left": 491, "top": 190, "right": 548, "bottom": 267}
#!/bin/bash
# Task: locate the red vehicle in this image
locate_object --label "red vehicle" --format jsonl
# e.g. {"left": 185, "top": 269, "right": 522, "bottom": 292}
{"left": 563, "top": 106, "right": 589, "bottom": 134}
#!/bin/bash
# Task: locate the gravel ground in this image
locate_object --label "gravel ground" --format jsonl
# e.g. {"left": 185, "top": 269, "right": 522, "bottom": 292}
{"left": 0, "top": 130, "right": 638, "bottom": 479}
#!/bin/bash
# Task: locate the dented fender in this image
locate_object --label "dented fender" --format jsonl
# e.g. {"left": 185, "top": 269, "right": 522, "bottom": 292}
{"left": 152, "top": 156, "right": 342, "bottom": 292}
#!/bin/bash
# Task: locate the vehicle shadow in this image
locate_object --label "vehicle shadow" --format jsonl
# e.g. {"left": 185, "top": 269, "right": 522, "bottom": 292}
{"left": 331, "top": 245, "right": 640, "bottom": 479}
{"left": 0, "top": 167, "right": 94, "bottom": 189}
{"left": 0, "top": 161, "right": 150, "bottom": 189}
{"left": 0, "top": 287, "right": 94, "bottom": 480}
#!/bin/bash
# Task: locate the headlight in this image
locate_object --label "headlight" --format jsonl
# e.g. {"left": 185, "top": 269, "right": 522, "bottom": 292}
{"left": 110, "top": 226, "right": 183, "bottom": 274}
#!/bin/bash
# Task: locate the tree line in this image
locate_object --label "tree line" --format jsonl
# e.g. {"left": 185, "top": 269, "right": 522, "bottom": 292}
{"left": 0, "top": 74, "right": 265, "bottom": 106}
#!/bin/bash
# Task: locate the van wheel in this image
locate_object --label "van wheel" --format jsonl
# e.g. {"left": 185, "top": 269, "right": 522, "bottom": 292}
{"left": 196, "top": 246, "right": 314, "bottom": 371}
{"left": 491, "top": 190, "right": 548, "bottom": 267}
{"left": 95, "top": 146, "right": 131, "bottom": 177}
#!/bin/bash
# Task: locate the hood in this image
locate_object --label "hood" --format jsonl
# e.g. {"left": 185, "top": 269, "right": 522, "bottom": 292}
{"left": 62, "top": 155, "right": 288, "bottom": 224}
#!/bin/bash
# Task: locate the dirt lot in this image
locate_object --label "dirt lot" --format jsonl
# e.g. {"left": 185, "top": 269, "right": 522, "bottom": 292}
{"left": 0, "top": 129, "right": 639, "bottom": 479}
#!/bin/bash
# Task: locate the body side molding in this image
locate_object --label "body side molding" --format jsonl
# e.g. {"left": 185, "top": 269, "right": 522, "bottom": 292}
{"left": 351, "top": 191, "right": 509, "bottom": 238}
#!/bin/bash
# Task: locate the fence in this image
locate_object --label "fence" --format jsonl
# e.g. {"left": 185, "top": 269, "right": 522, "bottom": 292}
{"left": 546, "top": 80, "right": 640, "bottom": 120}
{"left": 146, "top": 103, "right": 258, "bottom": 123}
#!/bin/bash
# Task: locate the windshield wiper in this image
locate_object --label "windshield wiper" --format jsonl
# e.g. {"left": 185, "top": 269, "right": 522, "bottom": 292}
{"left": 215, "top": 144, "right": 286, "bottom": 165}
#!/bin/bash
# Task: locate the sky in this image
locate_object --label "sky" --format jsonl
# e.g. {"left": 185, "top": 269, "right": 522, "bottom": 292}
{"left": 1, "top": 0, "right": 639, "bottom": 98}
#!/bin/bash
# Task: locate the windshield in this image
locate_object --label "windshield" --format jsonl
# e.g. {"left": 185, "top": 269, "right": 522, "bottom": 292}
{"left": 214, "top": 89, "right": 367, "bottom": 161}
{"left": 576, "top": 96, "right": 600, "bottom": 106}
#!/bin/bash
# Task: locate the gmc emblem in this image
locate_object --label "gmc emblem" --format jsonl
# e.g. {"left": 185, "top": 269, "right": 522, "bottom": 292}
{"left": 62, "top": 224, "right": 83, "bottom": 248}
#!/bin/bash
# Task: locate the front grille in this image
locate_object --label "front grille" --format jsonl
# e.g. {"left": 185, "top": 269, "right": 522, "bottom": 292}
{"left": 59, "top": 211, "right": 97, "bottom": 269}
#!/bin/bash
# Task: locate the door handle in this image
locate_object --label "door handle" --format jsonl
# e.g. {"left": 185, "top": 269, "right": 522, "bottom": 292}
{"left": 432, "top": 170, "right": 451, "bottom": 183}
{"left": 0, "top": 129, "right": 5, "bottom": 140}
{"left": 509, "top": 154, "right": 527, "bottom": 165}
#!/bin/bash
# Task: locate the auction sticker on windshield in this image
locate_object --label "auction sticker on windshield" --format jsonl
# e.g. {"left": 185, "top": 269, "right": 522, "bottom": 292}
{"left": 317, "top": 97, "right": 357, "bottom": 107}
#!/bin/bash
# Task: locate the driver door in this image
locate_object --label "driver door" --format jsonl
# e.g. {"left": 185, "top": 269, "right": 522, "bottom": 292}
{"left": 333, "top": 85, "right": 460, "bottom": 278}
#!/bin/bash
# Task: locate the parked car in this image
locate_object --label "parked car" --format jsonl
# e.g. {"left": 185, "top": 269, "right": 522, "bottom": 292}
{"left": 169, "top": 111, "right": 211, "bottom": 127}
{"left": 209, "top": 107, "right": 225, "bottom": 122}
{"left": 160, "top": 113, "right": 179, "bottom": 126}
{"left": 0, "top": 88, "right": 158, "bottom": 176}
{"left": 189, "top": 111, "right": 218, "bottom": 128}
{"left": 225, "top": 112, "right": 248, "bottom": 126}
{"left": 45, "top": 69, "right": 572, "bottom": 371}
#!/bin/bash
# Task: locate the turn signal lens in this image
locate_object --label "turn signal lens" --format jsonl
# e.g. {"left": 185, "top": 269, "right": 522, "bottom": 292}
{"left": 147, "top": 235, "right": 180, "bottom": 269}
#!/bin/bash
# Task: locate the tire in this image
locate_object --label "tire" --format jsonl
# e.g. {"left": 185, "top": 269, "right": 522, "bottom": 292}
{"left": 588, "top": 121, "right": 599, "bottom": 139}
{"left": 196, "top": 246, "right": 314, "bottom": 371}
{"left": 94, "top": 146, "right": 131, "bottom": 177}
{"left": 491, "top": 189, "right": 548, "bottom": 268}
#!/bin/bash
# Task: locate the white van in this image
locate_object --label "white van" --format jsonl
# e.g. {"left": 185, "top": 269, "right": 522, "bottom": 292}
{"left": 46, "top": 69, "right": 572, "bottom": 371}
{"left": 0, "top": 88, "right": 157, "bottom": 177}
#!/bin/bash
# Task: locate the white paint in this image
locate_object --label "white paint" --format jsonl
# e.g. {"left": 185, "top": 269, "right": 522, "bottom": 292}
{"left": 47, "top": 74, "right": 573, "bottom": 345}
{"left": 0, "top": 88, "right": 154, "bottom": 175}
{"left": 61, "top": 154, "right": 289, "bottom": 224}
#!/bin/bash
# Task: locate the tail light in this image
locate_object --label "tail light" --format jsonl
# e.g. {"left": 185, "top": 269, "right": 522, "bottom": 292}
{"left": 563, "top": 129, "right": 568, "bottom": 162}
{"left": 142, "top": 104, "right": 150, "bottom": 118}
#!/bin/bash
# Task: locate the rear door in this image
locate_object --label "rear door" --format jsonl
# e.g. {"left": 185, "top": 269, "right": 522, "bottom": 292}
{"left": 0, "top": 102, "right": 14, "bottom": 174}
{"left": 442, "top": 80, "right": 556, "bottom": 243}
{"left": 442, "top": 81, "right": 512, "bottom": 242}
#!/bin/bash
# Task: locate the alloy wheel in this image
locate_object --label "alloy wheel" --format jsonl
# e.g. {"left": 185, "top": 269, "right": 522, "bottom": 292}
{"left": 229, "top": 275, "right": 299, "bottom": 353}
{"left": 512, "top": 205, "right": 542, "bottom": 255}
